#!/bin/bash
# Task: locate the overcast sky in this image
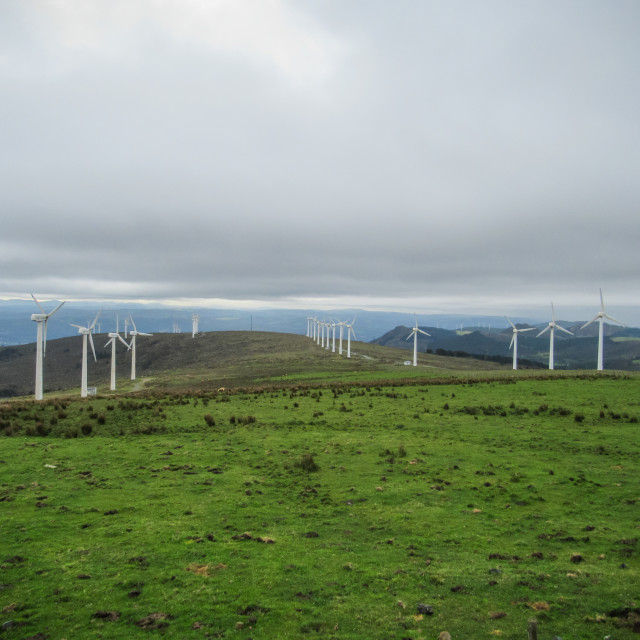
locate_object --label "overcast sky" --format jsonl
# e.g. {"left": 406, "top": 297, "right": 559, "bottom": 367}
{"left": 1, "top": 1, "right": 639, "bottom": 322}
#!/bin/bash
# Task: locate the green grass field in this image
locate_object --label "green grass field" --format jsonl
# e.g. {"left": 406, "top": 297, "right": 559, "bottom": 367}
{"left": 1, "top": 373, "right": 639, "bottom": 639}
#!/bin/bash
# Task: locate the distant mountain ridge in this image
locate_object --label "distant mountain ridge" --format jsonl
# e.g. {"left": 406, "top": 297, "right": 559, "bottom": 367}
{"left": 372, "top": 323, "right": 640, "bottom": 371}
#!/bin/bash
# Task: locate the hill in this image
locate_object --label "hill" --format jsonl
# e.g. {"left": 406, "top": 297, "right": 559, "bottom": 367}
{"left": 0, "top": 330, "right": 506, "bottom": 398}
{"left": 373, "top": 323, "right": 640, "bottom": 370}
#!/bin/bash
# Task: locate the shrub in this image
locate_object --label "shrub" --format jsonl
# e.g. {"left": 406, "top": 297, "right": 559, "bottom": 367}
{"left": 204, "top": 414, "right": 216, "bottom": 427}
{"left": 81, "top": 423, "right": 93, "bottom": 436}
{"left": 295, "top": 454, "right": 319, "bottom": 472}
{"left": 574, "top": 413, "right": 585, "bottom": 423}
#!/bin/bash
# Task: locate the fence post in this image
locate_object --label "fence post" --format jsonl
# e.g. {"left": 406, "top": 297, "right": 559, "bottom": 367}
{"left": 527, "top": 618, "right": 538, "bottom": 640}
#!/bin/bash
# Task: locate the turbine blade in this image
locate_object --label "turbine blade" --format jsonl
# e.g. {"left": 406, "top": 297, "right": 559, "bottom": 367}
{"left": 47, "top": 301, "right": 65, "bottom": 318}
{"left": 89, "top": 333, "right": 97, "bottom": 361}
{"left": 509, "top": 335, "right": 515, "bottom": 349}
{"left": 580, "top": 316, "right": 597, "bottom": 330}
{"left": 104, "top": 339, "right": 112, "bottom": 348}
{"left": 536, "top": 326, "right": 550, "bottom": 338}
{"left": 31, "top": 293, "right": 45, "bottom": 314}
{"left": 505, "top": 316, "right": 516, "bottom": 330}
{"left": 417, "top": 329, "right": 431, "bottom": 337}
{"left": 118, "top": 335, "right": 131, "bottom": 350}
{"left": 43, "top": 318, "right": 48, "bottom": 356}
{"left": 519, "top": 327, "right": 536, "bottom": 333}
{"left": 599, "top": 288, "right": 605, "bottom": 312}
{"left": 130, "top": 315, "right": 138, "bottom": 333}
{"left": 70, "top": 324, "right": 84, "bottom": 330}
{"left": 89, "top": 311, "right": 101, "bottom": 330}
{"left": 603, "top": 313, "right": 626, "bottom": 326}
{"left": 557, "top": 325, "right": 574, "bottom": 336}
{"left": 551, "top": 303, "right": 556, "bottom": 322}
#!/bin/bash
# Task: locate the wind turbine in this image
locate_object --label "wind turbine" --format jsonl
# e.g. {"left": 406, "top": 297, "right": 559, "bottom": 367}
{"left": 581, "top": 289, "right": 626, "bottom": 371}
{"left": 406, "top": 315, "right": 430, "bottom": 366}
{"left": 192, "top": 314, "right": 200, "bottom": 338}
{"left": 346, "top": 317, "right": 356, "bottom": 358}
{"left": 30, "top": 294, "right": 65, "bottom": 401}
{"left": 123, "top": 317, "right": 130, "bottom": 339}
{"left": 129, "top": 316, "right": 153, "bottom": 380}
{"left": 331, "top": 321, "right": 336, "bottom": 352}
{"left": 536, "top": 303, "right": 573, "bottom": 370}
{"left": 505, "top": 316, "right": 535, "bottom": 370}
{"left": 105, "top": 316, "right": 131, "bottom": 390}
{"left": 71, "top": 312, "right": 100, "bottom": 397}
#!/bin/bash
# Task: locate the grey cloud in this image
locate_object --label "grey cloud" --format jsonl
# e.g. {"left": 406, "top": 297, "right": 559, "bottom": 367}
{"left": 1, "top": 1, "right": 639, "bottom": 318}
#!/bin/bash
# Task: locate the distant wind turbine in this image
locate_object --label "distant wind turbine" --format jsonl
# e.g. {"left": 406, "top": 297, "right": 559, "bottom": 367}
{"left": 581, "top": 289, "right": 626, "bottom": 371}
{"left": 192, "top": 314, "right": 200, "bottom": 338}
{"left": 536, "top": 303, "right": 573, "bottom": 370}
{"left": 406, "top": 315, "right": 430, "bottom": 366}
{"left": 71, "top": 312, "right": 100, "bottom": 397}
{"left": 105, "top": 316, "right": 131, "bottom": 390}
{"left": 331, "top": 321, "right": 336, "bottom": 352}
{"left": 346, "top": 317, "right": 356, "bottom": 358}
{"left": 129, "top": 316, "right": 153, "bottom": 380}
{"left": 505, "top": 317, "right": 535, "bottom": 370}
{"left": 30, "top": 294, "right": 65, "bottom": 401}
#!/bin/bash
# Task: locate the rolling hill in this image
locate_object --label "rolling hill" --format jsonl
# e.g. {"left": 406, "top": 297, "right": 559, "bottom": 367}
{"left": 0, "top": 330, "right": 505, "bottom": 399}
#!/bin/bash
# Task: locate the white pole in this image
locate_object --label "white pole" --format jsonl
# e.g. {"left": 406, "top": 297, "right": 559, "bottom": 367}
{"left": 512, "top": 332, "right": 518, "bottom": 370}
{"left": 81, "top": 334, "right": 88, "bottom": 397}
{"left": 549, "top": 328, "right": 555, "bottom": 370}
{"left": 413, "top": 331, "right": 418, "bottom": 366}
{"left": 597, "top": 317, "right": 604, "bottom": 371}
{"left": 111, "top": 340, "right": 117, "bottom": 390}
{"left": 35, "top": 321, "right": 44, "bottom": 401}
{"left": 338, "top": 324, "right": 344, "bottom": 355}
{"left": 131, "top": 336, "right": 137, "bottom": 380}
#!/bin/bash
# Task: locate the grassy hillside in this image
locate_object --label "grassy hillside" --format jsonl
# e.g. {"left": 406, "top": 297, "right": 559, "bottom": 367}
{"left": 0, "top": 331, "right": 505, "bottom": 399}
{"left": 0, "top": 374, "right": 639, "bottom": 639}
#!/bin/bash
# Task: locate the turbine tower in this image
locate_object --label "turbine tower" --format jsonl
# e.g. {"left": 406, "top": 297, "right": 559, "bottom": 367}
{"left": 71, "top": 312, "right": 100, "bottom": 397}
{"left": 30, "top": 294, "right": 65, "bottom": 401}
{"left": 331, "top": 321, "right": 336, "bottom": 352}
{"left": 505, "top": 317, "right": 535, "bottom": 370}
{"left": 129, "top": 316, "right": 153, "bottom": 380}
{"left": 105, "top": 316, "right": 131, "bottom": 390}
{"left": 536, "top": 303, "right": 573, "bottom": 370}
{"left": 581, "top": 289, "right": 626, "bottom": 371}
{"left": 406, "top": 315, "right": 431, "bottom": 366}
{"left": 192, "top": 314, "right": 200, "bottom": 338}
{"left": 346, "top": 317, "right": 356, "bottom": 359}
{"left": 337, "top": 320, "right": 346, "bottom": 355}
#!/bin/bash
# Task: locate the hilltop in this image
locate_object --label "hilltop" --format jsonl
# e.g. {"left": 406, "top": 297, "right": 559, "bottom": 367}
{"left": 0, "top": 330, "right": 505, "bottom": 398}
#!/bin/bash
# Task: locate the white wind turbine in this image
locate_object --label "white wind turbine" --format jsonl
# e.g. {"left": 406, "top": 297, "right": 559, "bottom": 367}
{"left": 581, "top": 289, "right": 626, "bottom": 371}
{"left": 30, "top": 294, "right": 65, "bottom": 401}
{"left": 536, "top": 303, "right": 573, "bottom": 370}
{"left": 325, "top": 320, "right": 333, "bottom": 350}
{"left": 129, "top": 316, "right": 153, "bottom": 380}
{"left": 192, "top": 314, "right": 200, "bottom": 338}
{"left": 331, "top": 321, "right": 336, "bottom": 352}
{"left": 105, "top": 316, "right": 131, "bottom": 390}
{"left": 346, "top": 317, "right": 356, "bottom": 358}
{"left": 406, "top": 315, "right": 431, "bottom": 366}
{"left": 71, "top": 312, "right": 100, "bottom": 397}
{"left": 505, "top": 317, "right": 535, "bottom": 370}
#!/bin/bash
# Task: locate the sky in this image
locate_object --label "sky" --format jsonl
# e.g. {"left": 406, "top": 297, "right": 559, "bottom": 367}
{"left": 1, "top": 1, "right": 639, "bottom": 323}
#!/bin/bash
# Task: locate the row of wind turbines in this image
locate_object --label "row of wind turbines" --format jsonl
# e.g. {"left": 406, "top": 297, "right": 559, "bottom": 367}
{"left": 307, "top": 317, "right": 357, "bottom": 358}
{"left": 308, "top": 290, "right": 626, "bottom": 372}
{"left": 507, "top": 290, "right": 625, "bottom": 370}
{"left": 30, "top": 295, "right": 153, "bottom": 400}
{"left": 30, "top": 297, "right": 205, "bottom": 400}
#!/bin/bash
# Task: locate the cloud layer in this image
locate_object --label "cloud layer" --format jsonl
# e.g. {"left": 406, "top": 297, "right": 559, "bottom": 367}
{"left": 1, "top": 0, "right": 639, "bottom": 319}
